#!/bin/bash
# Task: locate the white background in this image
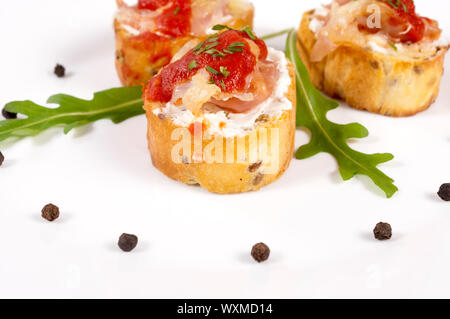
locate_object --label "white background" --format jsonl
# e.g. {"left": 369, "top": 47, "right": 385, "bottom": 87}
{"left": 0, "top": 0, "right": 449, "bottom": 298}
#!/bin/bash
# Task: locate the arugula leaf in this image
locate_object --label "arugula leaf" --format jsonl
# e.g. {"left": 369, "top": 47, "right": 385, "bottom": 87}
{"left": 0, "top": 87, "right": 144, "bottom": 142}
{"left": 286, "top": 30, "right": 398, "bottom": 198}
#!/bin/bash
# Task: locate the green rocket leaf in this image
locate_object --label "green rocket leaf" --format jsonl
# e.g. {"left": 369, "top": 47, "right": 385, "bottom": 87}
{"left": 0, "top": 86, "right": 144, "bottom": 142}
{"left": 285, "top": 30, "right": 398, "bottom": 198}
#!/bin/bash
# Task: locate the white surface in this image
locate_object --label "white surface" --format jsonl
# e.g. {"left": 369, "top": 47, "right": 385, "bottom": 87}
{"left": 0, "top": 0, "right": 449, "bottom": 299}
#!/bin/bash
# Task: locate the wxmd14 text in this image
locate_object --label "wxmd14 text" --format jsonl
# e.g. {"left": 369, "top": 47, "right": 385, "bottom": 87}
{"left": 177, "top": 303, "right": 274, "bottom": 317}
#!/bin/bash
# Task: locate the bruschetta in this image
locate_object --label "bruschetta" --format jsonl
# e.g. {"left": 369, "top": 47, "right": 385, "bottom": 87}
{"left": 297, "top": 0, "right": 449, "bottom": 116}
{"left": 114, "top": 0, "right": 254, "bottom": 86}
{"left": 143, "top": 27, "right": 296, "bottom": 193}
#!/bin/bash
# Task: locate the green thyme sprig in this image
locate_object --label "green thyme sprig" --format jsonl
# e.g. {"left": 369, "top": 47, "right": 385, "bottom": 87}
{"left": 206, "top": 66, "right": 229, "bottom": 78}
{"left": 388, "top": 41, "right": 398, "bottom": 51}
{"left": 220, "top": 66, "right": 230, "bottom": 77}
{"left": 240, "top": 26, "right": 257, "bottom": 40}
{"left": 212, "top": 24, "right": 257, "bottom": 40}
{"left": 212, "top": 24, "right": 231, "bottom": 31}
{"left": 378, "top": 0, "right": 409, "bottom": 13}
{"left": 206, "top": 66, "right": 220, "bottom": 75}
{"left": 205, "top": 66, "right": 230, "bottom": 91}
{"left": 188, "top": 60, "right": 197, "bottom": 70}
{"left": 195, "top": 41, "right": 219, "bottom": 55}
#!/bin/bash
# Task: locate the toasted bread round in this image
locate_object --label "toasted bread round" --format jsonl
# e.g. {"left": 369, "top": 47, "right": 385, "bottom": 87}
{"left": 143, "top": 63, "right": 296, "bottom": 194}
{"left": 298, "top": 10, "right": 449, "bottom": 117}
{"left": 114, "top": 1, "right": 254, "bottom": 87}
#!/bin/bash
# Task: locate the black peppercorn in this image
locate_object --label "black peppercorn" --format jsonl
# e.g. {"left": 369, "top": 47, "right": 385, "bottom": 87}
{"left": 373, "top": 222, "right": 392, "bottom": 240}
{"left": 118, "top": 233, "right": 138, "bottom": 252}
{"left": 54, "top": 64, "right": 66, "bottom": 78}
{"left": 2, "top": 107, "right": 17, "bottom": 119}
{"left": 0, "top": 151, "right": 4, "bottom": 166}
{"left": 41, "top": 203, "right": 60, "bottom": 221}
{"left": 251, "top": 242, "right": 270, "bottom": 263}
{"left": 438, "top": 184, "right": 450, "bottom": 201}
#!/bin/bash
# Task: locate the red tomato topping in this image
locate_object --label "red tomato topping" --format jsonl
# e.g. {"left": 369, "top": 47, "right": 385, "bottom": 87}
{"left": 381, "top": 0, "right": 425, "bottom": 43}
{"left": 138, "top": 0, "right": 191, "bottom": 37}
{"left": 146, "top": 30, "right": 268, "bottom": 103}
{"left": 156, "top": 0, "right": 191, "bottom": 37}
{"left": 138, "top": 0, "right": 170, "bottom": 10}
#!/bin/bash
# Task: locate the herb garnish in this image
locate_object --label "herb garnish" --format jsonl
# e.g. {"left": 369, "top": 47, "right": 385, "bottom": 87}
{"left": 378, "top": 0, "right": 409, "bottom": 13}
{"left": 224, "top": 42, "right": 245, "bottom": 54}
{"left": 206, "top": 67, "right": 229, "bottom": 90}
{"left": 194, "top": 31, "right": 248, "bottom": 57}
{"left": 206, "top": 36, "right": 219, "bottom": 43}
{"left": 204, "top": 65, "right": 230, "bottom": 90}
{"left": 193, "top": 41, "right": 204, "bottom": 52}
{"left": 388, "top": 41, "right": 398, "bottom": 51}
{"left": 188, "top": 60, "right": 197, "bottom": 70}
{"left": 220, "top": 66, "right": 229, "bottom": 77}
{"left": 205, "top": 49, "right": 226, "bottom": 57}
{"left": 206, "top": 66, "right": 220, "bottom": 75}
{"left": 229, "top": 42, "right": 245, "bottom": 48}
{"left": 285, "top": 30, "right": 398, "bottom": 198}
{"left": 239, "top": 26, "right": 256, "bottom": 40}
{"left": 196, "top": 41, "right": 219, "bottom": 55}
{"left": 212, "top": 24, "right": 231, "bottom": 31}
{"left": 173, "top": 6, "right": 180, "bottom": 15}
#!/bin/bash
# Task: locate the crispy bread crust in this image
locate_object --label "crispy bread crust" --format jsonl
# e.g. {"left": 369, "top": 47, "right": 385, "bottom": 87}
{"left": 143, "top": 63, "right": 296, "bottom": 194}
{"left": 114, "top": 3, "right": 254, "bottom": 87}
{"left": 298, "top": 10, "right": 449, "bottom": 117}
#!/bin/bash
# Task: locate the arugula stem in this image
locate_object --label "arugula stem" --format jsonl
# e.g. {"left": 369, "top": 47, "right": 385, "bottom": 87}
{"left": 260, "top": 28, "right": 292, "bottom": 41}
